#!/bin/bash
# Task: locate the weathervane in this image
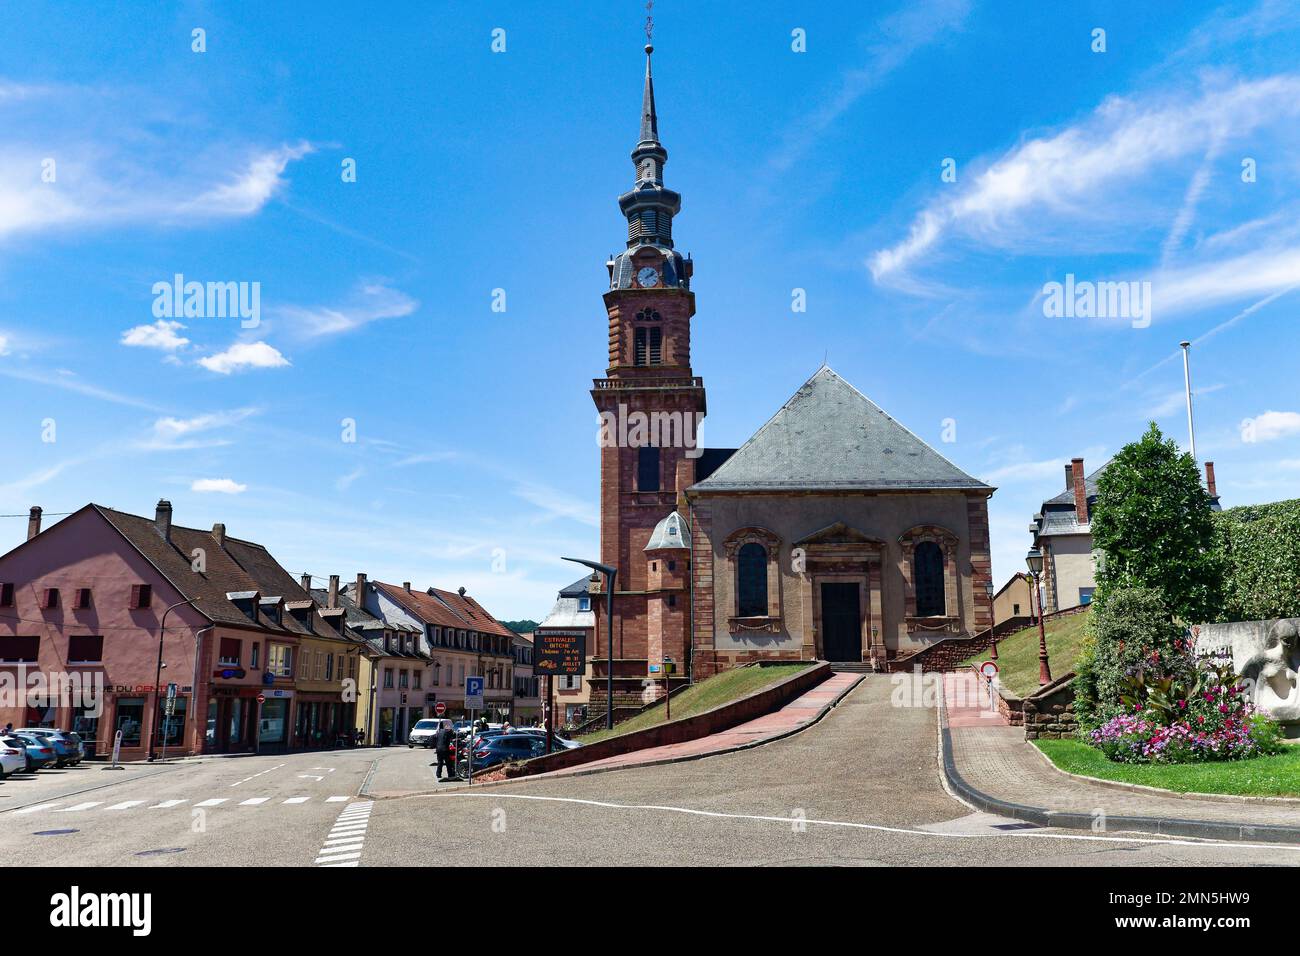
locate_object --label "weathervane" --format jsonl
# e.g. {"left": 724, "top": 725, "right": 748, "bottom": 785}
{"left": 645, "top": 0, "right": 654, "bottom": 45}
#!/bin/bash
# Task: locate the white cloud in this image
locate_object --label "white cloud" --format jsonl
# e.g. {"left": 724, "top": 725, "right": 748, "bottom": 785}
{"left": 870, "top": 74, "right": 1300, "bottom": 285}
{"left": 274, "top": 280, "right": 418, "bottom": 339}
{"left": 186, "top": 142, "right": 315, "bottom": 217}
{"left": 120, "top": 319, "right": 189, "bottom": 351}
{"left": 142, "top": 408, "right": 258, "bottom": 449}
{"left": 513, "top": 482, "right": 599, "bottom": 527}
{"left": 1243, "top": 410, "right": 1300, "bottom": 442}
{"left": 191, "top": 478, "right": 248, "bottom": 494}
{"left": 198, "top": 341, "right": 290, "bottom": 375}
{"left": 335, "top": 466, "right": 364, "bottom": 491}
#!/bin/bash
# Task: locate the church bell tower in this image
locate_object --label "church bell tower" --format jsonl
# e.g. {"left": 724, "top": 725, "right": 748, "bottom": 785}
{"left": 589, "top": 41, "right": 703, "bottom": 706}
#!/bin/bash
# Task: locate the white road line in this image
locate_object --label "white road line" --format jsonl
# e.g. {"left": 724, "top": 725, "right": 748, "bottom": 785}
{"left": 194, "top": 798, "right": 228, "bottom": 807}
{"left": 239, "top": 797, "right": 270, "bottom": 806}
{"left": 314, "top": 852, "right": 362, "bottom": 863}
{"left": 326, "top": 796, "right": 350, "bottom": 802}
{"left": 230, "top": 763, "right": 286, "bottom": 787}
{"left": 283, "top": 796, "right": 310, "bottom": 804}
{"left": 55, "top": 802, "right": 102, "bottom": 812}
{"left": 150, "top": 800, "right": 186, "bottom": 809}
{"left": 106, "top": 801, "right": 144, "bottom": 811}
{"left": 446, "top": 792, "right": 1300, "bottom": 853}
{"left": 13, "top": 803, "right": 59, "bottom": 814}
{"left": 314, "top": 801, "right": 373, "bottom": 867}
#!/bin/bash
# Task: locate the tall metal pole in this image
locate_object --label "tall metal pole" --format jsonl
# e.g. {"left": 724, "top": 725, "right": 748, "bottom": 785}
{"left": 1031, "top": 572, "right": 1051, "bottom": 685}
{"left": 148, "top": 598, "right": 199, "bottom": 762}
{"left": 1180, "top": 340, "right": 1196, "bottom": 464}
{"left": 605, "top": 568, "right": 616, "bottom": 730}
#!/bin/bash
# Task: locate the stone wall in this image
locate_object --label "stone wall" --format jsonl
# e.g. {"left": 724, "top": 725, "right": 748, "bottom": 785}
{"left": 1021, "top": 672, "right": 1078, "bottom": 740}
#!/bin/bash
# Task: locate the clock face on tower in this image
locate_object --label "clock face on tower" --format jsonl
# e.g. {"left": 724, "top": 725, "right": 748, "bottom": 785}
{"left": 637, "top": 266, "right": 660, "bottom": 288}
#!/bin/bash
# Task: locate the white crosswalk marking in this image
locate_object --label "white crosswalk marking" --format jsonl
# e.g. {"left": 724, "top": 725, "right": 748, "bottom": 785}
{"left": 283, "top": 797, "right": 310, "bottom": 804}
{"left": 314, "top": 800, "right": 373, "bottom": 867}
{"left": 239, "top": 797, "right": 270, "bottom": 806}
{"left": 106, "top": 801, "right": 144, "bottom": 811}
{"left": 150, "top": 800, "right": 187, "bottom": 809}
{"left": 194, "top": 798, "right": 228, "bottom": 807}
{"left": 14, "top": 803, "right": 59, "bottom": 814}
{"left": 56, "top": 802, "right": 102, "bottom": 812}
{"left": 326, "top": 796, "right": 349, "bottom": 802}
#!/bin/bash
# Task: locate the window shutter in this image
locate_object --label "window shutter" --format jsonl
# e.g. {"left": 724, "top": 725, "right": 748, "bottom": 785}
{"left": 75, "top": 588, "right": 92, "bottom": 609}
{"left": 42, "top": 588, "right": 59, "bottom": 609}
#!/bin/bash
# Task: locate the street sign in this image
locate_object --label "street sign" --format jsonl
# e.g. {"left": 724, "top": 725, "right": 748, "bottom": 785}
{"left": 256, "top": 693, "right": 266, "bottom": 705}
{"left": 166, "top": 682, "right": 178, "bottom": 700}
{"left": 533, "top": 628, "right": 586, "bottom": 676}
{"left": 434, "top": 702, "right": 446, "bottom": 717}
{"left": 979, "top": 661, "right": 1000, "bottom": 680}
{"left": 465, "top": 676, "right": 485, "bottom": 710}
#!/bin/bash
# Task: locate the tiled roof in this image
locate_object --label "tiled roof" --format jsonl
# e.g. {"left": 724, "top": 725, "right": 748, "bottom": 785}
{"left": 372, "top": 581, "right": 465, "bottom": 630}
{"left": 558, "top": 575, "right": 592, "bottom": 598}
{"left": 427, "top": 586, "right": 516, "bottom": 639}
{"left": 690, "top": 367, "right": 991, "bottom": 493}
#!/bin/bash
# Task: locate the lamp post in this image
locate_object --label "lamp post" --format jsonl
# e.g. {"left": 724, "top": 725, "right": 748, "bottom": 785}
{"left": 1025, "top": 548, "right": 1051, "bottom": 685}
{"left": 148, "top": 598, "right": 200, "bottom": 762}
{"left": 562, "top": 556, "right": 618, "bottom": 730}
{"left": 984, "top": 579, "right": 998, "bottom": 661}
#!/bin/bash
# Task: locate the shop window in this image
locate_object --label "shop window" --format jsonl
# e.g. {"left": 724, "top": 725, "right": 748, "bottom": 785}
{"left": 114, "top": 698, "right": 145, "bottom": 748}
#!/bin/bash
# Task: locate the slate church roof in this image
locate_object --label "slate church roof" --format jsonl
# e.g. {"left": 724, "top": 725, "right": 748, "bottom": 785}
{"left": 689, "top": 367, "right": 991, "bottom": 494}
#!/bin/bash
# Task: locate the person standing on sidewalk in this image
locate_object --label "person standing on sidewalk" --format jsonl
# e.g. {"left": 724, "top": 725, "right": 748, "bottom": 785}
{"left": 433, "top": 719, "right": 455, "bottom": 781}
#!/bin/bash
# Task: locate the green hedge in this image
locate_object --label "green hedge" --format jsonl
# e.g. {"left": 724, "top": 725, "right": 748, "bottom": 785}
{"left": 1214, "top": 498, "right": 1300, "bottom": 621}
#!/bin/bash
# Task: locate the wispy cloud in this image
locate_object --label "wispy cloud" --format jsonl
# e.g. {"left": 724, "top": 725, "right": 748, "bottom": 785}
{"left": 0, "top": 365, "right": 162, "bottom": 410}
{"left": 141, "top": 408, "right": 259, "bottom": 450}
{"left": 273, "top": 279, "right": 418, "bottom": 339}
{"left": 191, "top": 478, "right": 248, "bottom": 494}
{"left": 512, "top": 482, "right": 598, "bottom": 526}
{"left": 870, "top": 74, "right": 1300, "bottom": 287}
{"left": 198, "top": 341, "right": 290, "bottom": 375}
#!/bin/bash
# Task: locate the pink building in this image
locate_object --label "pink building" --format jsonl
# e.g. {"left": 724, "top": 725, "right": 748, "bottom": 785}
{"left": 0, "top": 501, "right": 351, "bottom": 760}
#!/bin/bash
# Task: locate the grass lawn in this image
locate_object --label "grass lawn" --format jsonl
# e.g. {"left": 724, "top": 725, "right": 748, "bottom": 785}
{"left": 1036, "top": 737, "right": 1300, "bottom": 797}
{"left": 576, "top": 663, "right": 812, "bottom": 745}
{"left": 959, "top": 609, "right": 1091, "bottom": 698}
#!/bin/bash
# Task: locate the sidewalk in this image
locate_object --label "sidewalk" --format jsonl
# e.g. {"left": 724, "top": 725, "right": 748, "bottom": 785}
{"left": 941, "top": 673, "right": 1300, "bottom": 844}
{"left": 363, "top": 672, "right": 862, "bottom": 798}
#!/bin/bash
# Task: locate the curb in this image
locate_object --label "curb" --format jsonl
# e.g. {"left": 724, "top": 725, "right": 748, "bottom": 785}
{"left": 364, "top": 673, "right": 866, "bottom": 799}
{"left": 936, "top": 690, "right": 1300, "bottom": 845}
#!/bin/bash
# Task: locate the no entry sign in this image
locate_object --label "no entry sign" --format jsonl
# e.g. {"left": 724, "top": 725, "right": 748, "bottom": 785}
{"left": 434, "top": 702, "right": 446, "bottom": 716}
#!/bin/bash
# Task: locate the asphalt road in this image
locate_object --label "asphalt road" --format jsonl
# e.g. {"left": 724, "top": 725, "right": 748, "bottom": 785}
{"left": 3, "top": 677, "right": 1296, "bottom": 866}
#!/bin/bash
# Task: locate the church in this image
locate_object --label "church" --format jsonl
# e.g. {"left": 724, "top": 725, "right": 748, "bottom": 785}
{"left": 586, "top": 43, "right": 996, "bottom": 708}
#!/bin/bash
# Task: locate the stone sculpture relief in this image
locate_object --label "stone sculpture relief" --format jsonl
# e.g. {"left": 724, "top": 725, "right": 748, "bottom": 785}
{"left": 1196, "top": 618, "right": 1300, "bottom": 739}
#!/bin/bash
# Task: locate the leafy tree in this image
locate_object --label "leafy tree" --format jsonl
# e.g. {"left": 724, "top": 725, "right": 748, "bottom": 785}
{"left": 501, "top": 619, "right": 539, "bottom": 635}
{"left": 1073, "top": 586, "right": 1191, "bottom": 731}
{"left": 1214, "top": 499, "right": 1300, "bottom": 620}
{"left": 1091, "top": 422, "right": 1222, "bottom": 623}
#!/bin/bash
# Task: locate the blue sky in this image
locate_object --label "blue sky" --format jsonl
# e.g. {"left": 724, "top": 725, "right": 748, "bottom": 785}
{"left": 2, "top": 1, "right": 1298, "bottom": 619}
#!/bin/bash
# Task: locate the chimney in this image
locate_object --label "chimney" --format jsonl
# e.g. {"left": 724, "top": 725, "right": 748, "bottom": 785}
{"left": 458, "top": 586, "right": 466, "bottom": 597}
{"left": 328, "top": 574, "right": 340, "bottom": 609}
{"left": 300, "top": 573, "right": 312, "bottom": 592}
{"left": 1205, "top": 461, "right": 1217, "bottom": 498}
{"left": 1071, "top": 458, "right": 1089, "bottom": 526}
{"left": 1064, "top": 463, "right": 1074, "bottom": 488}
{"left": 355, "top": 573, "right": 367, "bottom": 603}
{"left": 155, "top": 499, "right": 173, "bottom": 542}
{"left": 403, "top": 581, "right": 411, "bottom": 591}
{"left": 211, "top": 522, "right": 226, "bottom": 548}
{"left": 26, "top": 506, "right": 42, "bottom": 541}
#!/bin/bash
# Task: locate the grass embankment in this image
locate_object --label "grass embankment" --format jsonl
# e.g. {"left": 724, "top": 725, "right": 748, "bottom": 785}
{"left": 1035, "top": 738, "right": 1300, "bottom": 797}
{"left": 959, "top": 609, "right": 1091, "bottom": 698}
{"left": 576, "top": 663, "right": 812, "bottom": 745}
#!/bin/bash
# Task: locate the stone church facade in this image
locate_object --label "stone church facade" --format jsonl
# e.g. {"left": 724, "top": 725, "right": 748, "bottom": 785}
{"left": 586, "top": 44, "right": 995, "bottom": 705}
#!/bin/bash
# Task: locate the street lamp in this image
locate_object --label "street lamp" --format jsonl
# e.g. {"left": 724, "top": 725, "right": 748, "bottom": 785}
{"left": 984, "top": 579, "right": 998, "bottom": 661}
{"left": 1025, "top": 548, "right": 1051, "bottom": 685}
{"left": 561, "top": 556, "right": 617, "bottom": 730}
{"left": 148, "top": 598, "right": 200, "bottom": 762}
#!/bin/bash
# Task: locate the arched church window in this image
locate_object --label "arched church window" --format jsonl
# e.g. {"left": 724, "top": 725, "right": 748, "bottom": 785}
{"left": 914, "top": 541, "right": 945, "bottom": 617}
{"left": 737, "top": 543, "right": 767, "bottom": 617}
{"left": 649, "top": 327, "right": 662, "bottom": 365}
{"left": 634, "top": 327, "right": 647, "bottom": 366}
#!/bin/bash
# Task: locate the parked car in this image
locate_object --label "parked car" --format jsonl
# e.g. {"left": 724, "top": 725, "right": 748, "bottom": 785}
{"left": 16, "top": 728, "right": 82, "bottom": 767}
{"left": 407, "top": 719, "right": 441, "bottom": 749}
{"left": 516, "top": 728, "right": 582, "bottom": 750}
{"left": 7, "top": 733, "right": 56, "bottom": 772}
{"left": 0, "top": 738, "right": 27, "bottom": 778}
{"left": 456, "top": 733, "right": 547, "bottom": 774}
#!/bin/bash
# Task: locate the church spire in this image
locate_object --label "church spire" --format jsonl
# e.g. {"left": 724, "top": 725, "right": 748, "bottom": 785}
{"left": 640, "top": 44, "right": 659, "bottom": 146}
